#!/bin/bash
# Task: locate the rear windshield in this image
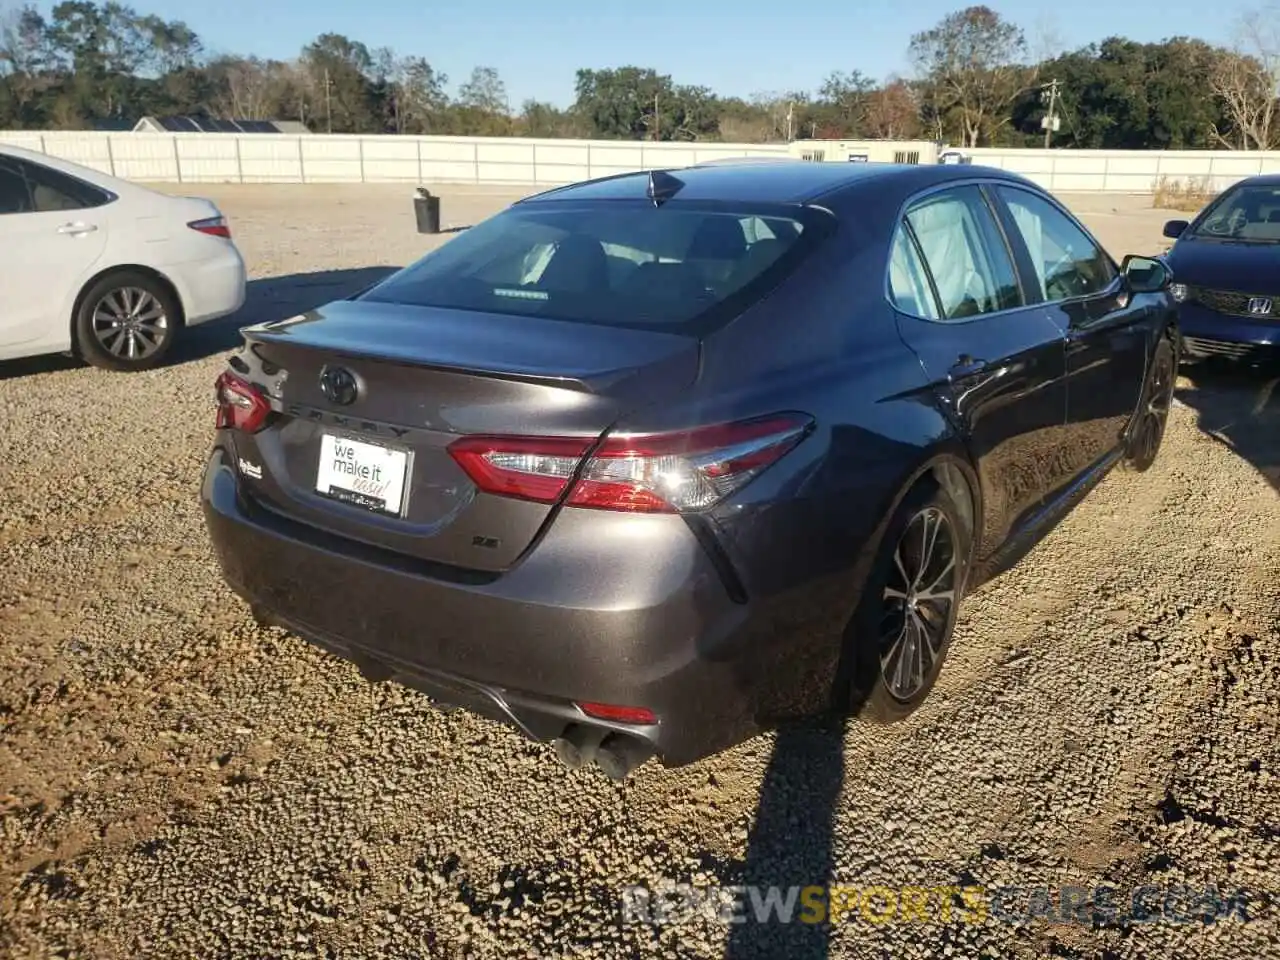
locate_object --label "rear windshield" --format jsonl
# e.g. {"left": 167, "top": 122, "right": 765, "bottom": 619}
{"left": 359, "top": 199, "right": 833, "bottom": 332}
{"left": 1190, "top": 184, "right": 1280, "bottom": 242}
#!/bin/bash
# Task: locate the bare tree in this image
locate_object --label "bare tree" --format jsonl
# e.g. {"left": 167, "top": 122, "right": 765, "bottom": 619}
{"left": 864, "top": 78, "right": 922, "bottom": 139}
{"left": 909, "top": 5, "right": 1034, "bottom": 147}
{"left": 0, "top": 4, "right": 52, "bottom": 120}
{"left": 209, "top": 56, "right": 276, "bottom": 119}
{"left": 457, "top": 66, "right": 508, "bottom": 116}
{"left": 1029, "top": 11, "right": 1066, "bottom": 64}
{"left": 1210, "top": 5, "right": 1280, "bottom": 149}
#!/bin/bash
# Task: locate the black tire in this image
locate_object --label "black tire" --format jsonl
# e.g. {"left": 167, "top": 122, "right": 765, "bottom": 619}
{"left": 843, "top": 480, "right": 971, "bottom": 724}
{"left": 1122, "top": 337, "right": 1177, "bottom": 473}
{"left": 73, "top": 270, "right": 181, "bottom": 372}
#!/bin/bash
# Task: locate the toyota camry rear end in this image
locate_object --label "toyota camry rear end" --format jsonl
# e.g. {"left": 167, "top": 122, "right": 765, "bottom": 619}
{"left": 200, "top": 166, "right": 886, "bottom": 778}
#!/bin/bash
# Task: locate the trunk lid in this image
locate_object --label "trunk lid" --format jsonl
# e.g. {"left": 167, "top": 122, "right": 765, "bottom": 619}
{"left": 229, "top": 300, "right": 700, "bottom": 571}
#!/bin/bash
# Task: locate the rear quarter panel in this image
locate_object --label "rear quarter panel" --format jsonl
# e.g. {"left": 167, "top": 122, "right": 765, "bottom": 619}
{"left": 633, "top": 196, "right": 965, "bottom": 720}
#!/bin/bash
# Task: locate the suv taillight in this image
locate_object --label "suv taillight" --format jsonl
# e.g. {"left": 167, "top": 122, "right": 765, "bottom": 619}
{"left": 189, "top": 215, "right": 231, "bottom": 238}
{"left": 215, "top": 371, "right": 270, "bottom": 433}
{"left": 448, "top": 414, "right": 812, "bottom": 513}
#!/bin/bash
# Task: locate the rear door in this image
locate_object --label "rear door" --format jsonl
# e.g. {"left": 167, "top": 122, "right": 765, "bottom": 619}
{"left": 889, "top": 183, "right": 1071, "bottom": 560}
{"left": 991, "top": 184, "right": 1151, "bottom": 480}
{"left": 0, "top": 155, "right": 109, "bottom": 353}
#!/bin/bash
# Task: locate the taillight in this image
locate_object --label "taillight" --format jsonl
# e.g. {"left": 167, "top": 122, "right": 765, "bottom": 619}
{"left": 189, "top": 215, "right": 231, "bottom": 239}
{"left": 447, "top": 414, "right": 812, "bottom": 513}
{"left": 447, "top": 436, "right": 592, "bottom": 504}
{"left": 214, "top": 371, "right": 270, "bottom": 433}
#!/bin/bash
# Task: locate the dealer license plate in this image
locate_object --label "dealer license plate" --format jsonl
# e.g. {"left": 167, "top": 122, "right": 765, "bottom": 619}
{"left": 315, "top": 433, "right": 409, "bottom": 515}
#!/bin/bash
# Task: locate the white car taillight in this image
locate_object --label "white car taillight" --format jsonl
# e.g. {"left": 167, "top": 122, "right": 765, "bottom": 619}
{"left": 189, "top": 216, "right": 231, "bottom": 239}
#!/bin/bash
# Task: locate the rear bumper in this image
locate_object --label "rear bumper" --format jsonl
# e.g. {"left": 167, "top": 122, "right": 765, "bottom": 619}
{"left": 200, "top": 445, "right": 797, "bottom": 766}
{"left": 1178, "top": 302, "right": 1278, "bottom": 361}
{"left": 170, "top": 243, "right": 247, "bottom": 326}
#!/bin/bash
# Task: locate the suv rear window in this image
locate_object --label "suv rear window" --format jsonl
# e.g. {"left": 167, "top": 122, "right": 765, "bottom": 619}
{"left": 360, "top": 200, "right": 833, "bottom": 333}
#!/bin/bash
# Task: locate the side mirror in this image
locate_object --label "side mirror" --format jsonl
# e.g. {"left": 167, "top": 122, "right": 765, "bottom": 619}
{"left": 1121, "top": 254, "right": 1171, "bottom": 294}
{"left": 1162, "top": 219, "right": 1189, "bottom": 239}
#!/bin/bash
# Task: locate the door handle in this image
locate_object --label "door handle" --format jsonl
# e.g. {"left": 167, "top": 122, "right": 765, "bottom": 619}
{"left": 949, "top": 354, "right": 988, "bottom": 377}
{"left": 57, "top": 222, "right": 97, "bottom": 236}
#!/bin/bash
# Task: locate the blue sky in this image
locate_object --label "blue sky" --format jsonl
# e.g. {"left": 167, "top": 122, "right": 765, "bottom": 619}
{"left": 31, "top": 0, "right": 1246, "bottom": 107}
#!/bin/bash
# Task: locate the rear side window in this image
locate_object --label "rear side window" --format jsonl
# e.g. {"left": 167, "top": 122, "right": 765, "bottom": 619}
{"left": 0, "top": 160, "right": 33, "bottom": 214}
{"left": 22, "top": 159, "right": 112, "bottom": 212}
{"left": 360, "top": 200, "right": 831, "bottom": 333}
{"left": 904, "top": 186, "right": 1022, "bottom": 321}
{"left": 888, "top": 227, "right": 939, "bottom": 319}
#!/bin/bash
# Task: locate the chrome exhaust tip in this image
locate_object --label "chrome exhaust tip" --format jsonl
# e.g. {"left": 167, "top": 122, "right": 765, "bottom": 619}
{"left": 594, "top": 733, "right": 653, "bottom": 781}
{"left": 552, "top": 724, "right": 608, "bottom": 770}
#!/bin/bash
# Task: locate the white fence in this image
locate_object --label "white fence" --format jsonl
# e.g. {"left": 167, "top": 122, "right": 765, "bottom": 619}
{"left": 3, "top": 130, "right": 1280, "bottom": 193}
{"left": 0, "top": 130, "right": 789, "bottom": 186}
{"left": 966, "top": 147, "right": 1280, "bottom": 193}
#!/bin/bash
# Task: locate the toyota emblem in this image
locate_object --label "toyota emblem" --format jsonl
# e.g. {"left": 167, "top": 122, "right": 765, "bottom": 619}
{"left": 1247, "top": 297, "right": 1273, "bottom": 316}
{"left": 319, "top": 366, "right": 358, "bottom": 406}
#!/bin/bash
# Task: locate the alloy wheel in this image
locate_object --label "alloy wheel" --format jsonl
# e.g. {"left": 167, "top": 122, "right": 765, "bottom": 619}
{"left": 92, "top": 287, "right": 169, "bottom": 361}
{"left": 878, "top": 506, "right": 958, "bottom": 701}
{"left": 1133, "top": 349, "right": 1175, "bottom": 465}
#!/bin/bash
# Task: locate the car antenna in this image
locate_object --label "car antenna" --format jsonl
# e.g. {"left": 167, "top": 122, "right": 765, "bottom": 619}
{"left": 647, "top": 169, "right": 685, "bottom": 207}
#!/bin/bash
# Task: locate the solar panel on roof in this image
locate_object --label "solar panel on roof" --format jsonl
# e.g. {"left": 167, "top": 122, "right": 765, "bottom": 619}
{"left": 142, "top": 114, "right": 298, "bottom": 134}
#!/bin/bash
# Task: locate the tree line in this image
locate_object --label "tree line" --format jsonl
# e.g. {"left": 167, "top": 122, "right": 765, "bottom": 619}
{"left": 2, "top": 1, "right": 1279, "bottom": 149}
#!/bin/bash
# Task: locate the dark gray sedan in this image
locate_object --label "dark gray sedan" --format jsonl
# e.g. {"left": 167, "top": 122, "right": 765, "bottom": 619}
{"left": 202, "top": 161, "right": 1177, "bottom": 778}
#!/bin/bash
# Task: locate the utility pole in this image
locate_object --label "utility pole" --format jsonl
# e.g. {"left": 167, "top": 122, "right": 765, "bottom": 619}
{"left": 785, "top": 101, "right": 794, "bottom": 142}
{"left": 1041, "top": 78, "right": 1060, "bottom": 149}
{"left": 653, "top": 92, "right": 660, "bottom": 141}
{"left": 324, "top": 67, "right": 333, "bottom": 134}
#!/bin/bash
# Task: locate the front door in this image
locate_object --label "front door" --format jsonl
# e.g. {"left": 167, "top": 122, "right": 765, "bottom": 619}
{"left": 888, "top": 184, "right": 1071, "bottom": 561}
{"left": 991, "top": 185, "right": 1151, "bottom": 483}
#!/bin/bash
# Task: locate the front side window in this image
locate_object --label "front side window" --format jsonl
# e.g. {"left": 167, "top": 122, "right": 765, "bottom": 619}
{"left": 0, "top": 160, "right": 33, "bottom": 215}
{"left": 997, "top": 186, "right": 1116, "bottom": 301}
{"left": 904, "top": 186, "right": 1021, "bottom": 321}
{"left": 21, "top": 159, "right": 111, "bottom": 213}
{"left": 360, "top": 201, "right": 831, "bottom": 333}
{"left": 1190, "top": 184, "right": 1280, "bottom": 243}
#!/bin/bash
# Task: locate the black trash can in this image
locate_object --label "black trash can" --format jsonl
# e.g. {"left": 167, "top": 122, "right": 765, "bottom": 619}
{"left": 414, "top": 187, "right": 441, "bottom": 234}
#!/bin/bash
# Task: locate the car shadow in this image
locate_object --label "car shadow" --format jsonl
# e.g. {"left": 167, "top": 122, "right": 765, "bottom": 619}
{"left": 170, "top": 266, "right": 400, "bottom": 365}
{"left": 0, "top": 267, "right": 400, "bottom": 380}
{"left": 1176, "top": 358, "right": 1280, "bottom": 494}
{"left": 720, "top": 614, "right": 876, "bottom": 958}
{"left": 722, "top": 715, "right": 849, "bottom": 959}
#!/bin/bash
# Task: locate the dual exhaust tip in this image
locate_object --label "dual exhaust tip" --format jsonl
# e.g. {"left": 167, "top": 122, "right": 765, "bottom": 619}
{"left": 553, "top": 724, "right": 653, "bottom": 781}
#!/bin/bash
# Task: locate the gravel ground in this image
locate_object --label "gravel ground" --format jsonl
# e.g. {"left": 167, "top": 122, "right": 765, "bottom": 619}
{"left": 1, "top": 183, "right": 1278, "bottom": 960}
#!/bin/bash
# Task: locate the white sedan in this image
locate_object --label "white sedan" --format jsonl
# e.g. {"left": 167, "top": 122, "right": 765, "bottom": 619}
{"left": 0, "top": 144, "right": 247, "bottom": 371}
